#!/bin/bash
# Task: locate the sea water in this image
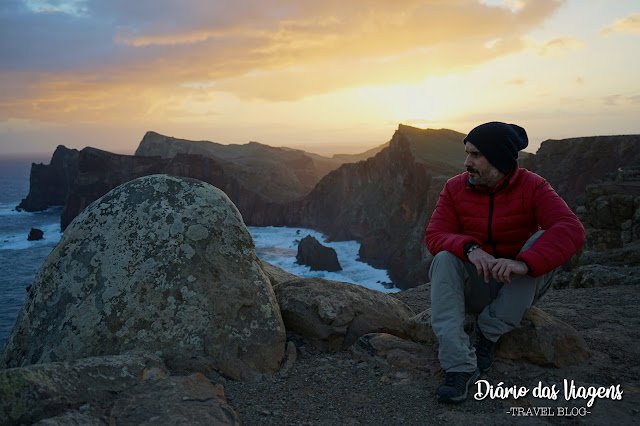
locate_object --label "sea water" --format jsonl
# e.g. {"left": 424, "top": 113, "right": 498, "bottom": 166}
{"left": 0, "top": 156, "right": 397, "bottom": 348}
{"left": 0, "top": 155, "right": 64, "bottom": 348}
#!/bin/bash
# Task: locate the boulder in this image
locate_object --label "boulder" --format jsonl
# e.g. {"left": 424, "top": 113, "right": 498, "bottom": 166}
{"left": 27, "top": 228, "right": 43, "bottom": 241}
{"left": 352, "top": 333, "right": 439, "bottom": 374}
{"left": 295, "top": 235, "right": 342, "bottom": 272}
{"left": 551, "top": 264, "right": 640, "bottom": 289}
{"left": 260, "top": 260, "right": 299, "bottom": 287}
{"left": 273, "top": 277, "right": 414, "bottom": 351}
{"left": 0, "top": 353, "right": 239, "bottom": 425}
{"left": 0, "top": 353, "right": 168, "bottom": 425}
{"left": 0, "top": 175, "right": 286, "bottom": 380}
{"left": 495, "top": 306, "right": 591, "bottom": 367}
{"left": 402, "top": 306, "right": 590, "bottom": 368}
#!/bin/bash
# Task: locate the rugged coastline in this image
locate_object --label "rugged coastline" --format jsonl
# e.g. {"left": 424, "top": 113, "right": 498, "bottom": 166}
{"left": 3, "top": 127, "right": 640, "bottom": 424}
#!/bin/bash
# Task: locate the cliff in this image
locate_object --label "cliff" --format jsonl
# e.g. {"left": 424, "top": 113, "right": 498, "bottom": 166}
{"left": 60, "top": 147, "right": 296, "bottom": 230}
{"left": 19, "top": 127, "right": 640, "bottom": 289}
{"left": 523, "top": 134, "right": 640, "bottom": 209}
{"left": 136, "top": 131, "right": 345, "bottom": 201}
{"left": 286, "top": 125, "right": 466, "bottom": 288}
{"left": 17, "top": 145, "right": 79, "bottom": 212}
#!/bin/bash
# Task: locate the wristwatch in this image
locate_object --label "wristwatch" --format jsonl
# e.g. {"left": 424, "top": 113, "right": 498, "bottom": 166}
{"left": 464, "top": 243, "right": 481, "bottom": 258}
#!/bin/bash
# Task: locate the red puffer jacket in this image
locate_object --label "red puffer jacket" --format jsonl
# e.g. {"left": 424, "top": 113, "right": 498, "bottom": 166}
{"left": 425, "top": 166, "right": 585, "bottom": 277}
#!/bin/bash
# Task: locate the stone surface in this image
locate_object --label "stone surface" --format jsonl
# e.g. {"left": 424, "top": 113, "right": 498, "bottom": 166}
{"left": 273, "top": 277, "right": 415, "bottom": 351}
{"left": 551, "top": 264, "right": 640, "bottom": 289}
{"left": 27, "top": 228, "right": 43, "bottom": 241}
{"left": 260, "top": 260, "right": 300, "bottom": 287}
{"left": 352, "top": 333, "right": 439, "bottom": 374}
{"left": 0, "top": 175, "right": 285, "bottom": 380}
{"left": 577, "top": 167, "right": 640, "bottom": 251}
{"left": 0, "top": 353, "right": 168, "bottom": 425}
{"left": 295, "top": 235, "right": 342, "bottom": 272}
{"left": 107, "top": 373, "right": 239, "bottom": 425}
{"left": 522, "top": 135, "right": 640, "bottom": 209}
{"left": 0, "top": 353, "right": 239, "bottom": 425}
{"left": 494, "top": 306, "right": 591, "bottom": 367}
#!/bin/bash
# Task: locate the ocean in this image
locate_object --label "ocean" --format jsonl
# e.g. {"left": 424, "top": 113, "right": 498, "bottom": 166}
{"left": 0, "top": 156, "right": 396, "bottom": 349}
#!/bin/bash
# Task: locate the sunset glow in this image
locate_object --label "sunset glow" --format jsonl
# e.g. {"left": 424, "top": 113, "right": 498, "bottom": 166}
{"left": 1, "top": 0, "right": 639, "bottom": 156}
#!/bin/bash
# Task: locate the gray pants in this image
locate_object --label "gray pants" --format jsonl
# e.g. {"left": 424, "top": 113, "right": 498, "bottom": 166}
{"left": 429, "top": 231, "right": 555, "bottom": 373}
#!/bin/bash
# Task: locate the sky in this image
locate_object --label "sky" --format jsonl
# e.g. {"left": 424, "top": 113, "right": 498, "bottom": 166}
{"left": 0, "top": 0, "right": 639, "bottom": 157}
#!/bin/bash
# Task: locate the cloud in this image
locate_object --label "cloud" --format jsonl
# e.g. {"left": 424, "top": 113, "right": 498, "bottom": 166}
{"left": 601, "top": 94, "right": 640, "bottom": 106}
{"left": 536, "top": 35, "right": 585, "bottom": 57}
{"left": 0, "top": 0, "right": 565, "bottom": 121}
{"left": 599, "top": 12, "right": 640, "bottom": 36}
{"left": 505, "top": 78, "right": 526, "bottom": 86}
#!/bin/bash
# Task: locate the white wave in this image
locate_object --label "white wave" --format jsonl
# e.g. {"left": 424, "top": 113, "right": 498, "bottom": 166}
{"left": 0, "top": 203, "right": 25, "bottom": 216}
{"left": 0, "top": 222, "right": 63, "bottom": 251}
{"left": 248, "top": 226, "right": 398, "bottom": 293}
{"left": 0, "top": 203, "right": 63, "bottom": 217}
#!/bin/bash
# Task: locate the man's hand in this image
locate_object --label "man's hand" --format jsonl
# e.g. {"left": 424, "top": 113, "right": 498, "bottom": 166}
{"left": 486, "top": 258, "right": 529, "bottom": 284}
{"left": 468, "top": 249, "right": 529, "bottom": 284}
{"left": 467, "top": 248, "right": 496, "bottom": 283}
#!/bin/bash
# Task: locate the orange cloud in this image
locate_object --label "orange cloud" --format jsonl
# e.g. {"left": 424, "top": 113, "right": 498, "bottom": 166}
{"left": 599, "top": 12, "right": 640, "bottom": 36}
{"left": 536, "top": 35, "right": 585, "bottom": 57}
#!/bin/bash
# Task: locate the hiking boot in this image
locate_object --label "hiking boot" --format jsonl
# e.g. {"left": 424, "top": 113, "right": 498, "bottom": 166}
{"left": 474, "top": 321, "right": 496, "bottom": 372}
{"left": 437, "top": 369, "right": 480, "bottom": 404}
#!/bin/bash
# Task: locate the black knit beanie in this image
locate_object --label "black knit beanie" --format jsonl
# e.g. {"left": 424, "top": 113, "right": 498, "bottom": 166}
{"left": 463, "top": 122, "right": 528, "bottom": 174}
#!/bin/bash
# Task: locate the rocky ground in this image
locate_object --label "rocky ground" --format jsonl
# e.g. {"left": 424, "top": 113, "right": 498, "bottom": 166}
{"left": 225, "top": 283, "right": 640, "bottom": 425}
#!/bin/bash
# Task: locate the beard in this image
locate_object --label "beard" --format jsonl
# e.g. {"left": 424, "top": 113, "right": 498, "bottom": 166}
{"left": 467, "top": 167, "right": 501, "bottom": 188}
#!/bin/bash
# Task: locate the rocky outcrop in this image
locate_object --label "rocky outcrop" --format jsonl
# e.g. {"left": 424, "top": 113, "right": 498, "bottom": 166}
{"left": 290, "top": 126, "right": 465, "bottom": 288}
{"left": 576, "top": 166, "right": 640, "bottom": 251}
{"left": 60, "top": 147, "right": 168, "bottom": 230}
{"left": 59, "top": 148, "right": 295, "bottom": 230}
{"left": 17, "top": 145, "right": 79, "bottom": 212}
{"left": 0, "top": 353, "right": 239, "bottom": 425}
{"left": 136, "top": 131, "right": 345, "bottom": 200}
{"left": 296, "top": 235, "right": 342, "bottom": 272}
{"left": 1, "top": 175, "right": 286, "bottom": 380}
{"left": 494, "top": 306, "right": 590, "bottom": 367}
{"left": 273, "top": 277, "right": 414, "bottom": 351}
{"left": 26, "top": 228, "right": 43, "bottom": 241}
{"left": 523, "top": 135, "right": 640, "bottom": 209}
{"left": 353, "top": 333, "right": 439, "bottom": 374}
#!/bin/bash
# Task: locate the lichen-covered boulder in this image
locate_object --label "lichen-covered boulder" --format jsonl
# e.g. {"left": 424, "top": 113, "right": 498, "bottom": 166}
{"left": 0, "top": 353, "right": 239, "bottom": 425}
{"left": 273, "top": 277, "right": 415, "bottom": 351}
{"left": 0, "top": 175, "right": 285, "bottom": 380}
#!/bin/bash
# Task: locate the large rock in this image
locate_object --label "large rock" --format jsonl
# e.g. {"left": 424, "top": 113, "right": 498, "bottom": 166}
{"left": 295, "top": 235, "right": 342, "bottom": 272}
{"left": 403, "top": 306, "right": 590, "bottom": 368}
{"left": 495, "top": 306, "right": 591, "bottom": 367}
{"left": 27, "top": 228, "right": 43, "bottom": 241}
{"left": 273, "top": 277, "right": 414, "bottom": 351}
{"left": 352, "top": 333, "right": 439, "bottom": 374}
{"left": 0, "top": 353, "right": 239, "bottom": 425}
{"left": 0, "top": 175, "right": 286, "bottom": 380}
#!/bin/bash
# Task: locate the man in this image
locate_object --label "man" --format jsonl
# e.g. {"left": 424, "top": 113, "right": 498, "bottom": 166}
{"left": 424, "top": 122, "right": 585, "bottom": 404}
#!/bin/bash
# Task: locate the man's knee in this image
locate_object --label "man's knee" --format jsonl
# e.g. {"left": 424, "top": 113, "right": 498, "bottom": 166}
{"left": 429, "top": 251, "right": 460, "bottom": 279}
